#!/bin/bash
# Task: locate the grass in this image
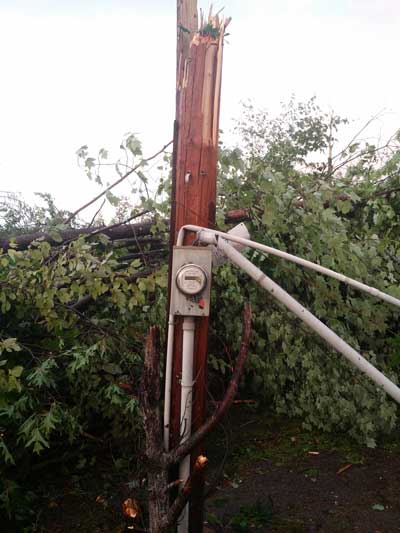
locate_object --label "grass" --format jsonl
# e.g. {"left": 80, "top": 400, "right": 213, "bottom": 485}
{"left": 230, "top": 499, "right": 274, "bottom": 530}
{"left": 206, "top": 406, "right": 400, "bottom": 531}
{"left": 209, "top": 405, "right": 395, "bottom": 475}
{"left": 206, "top": 499, "right": 274, "bottom": 531}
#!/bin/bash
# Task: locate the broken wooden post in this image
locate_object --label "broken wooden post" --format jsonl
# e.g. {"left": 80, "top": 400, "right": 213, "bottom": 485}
{"left": 167, "top": 2, "right": 230, "bottom": 530}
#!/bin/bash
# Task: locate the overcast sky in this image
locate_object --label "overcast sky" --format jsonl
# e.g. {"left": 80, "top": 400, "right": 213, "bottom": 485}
{"left": 0, "top": 0, "right": 399, "bottom": 217}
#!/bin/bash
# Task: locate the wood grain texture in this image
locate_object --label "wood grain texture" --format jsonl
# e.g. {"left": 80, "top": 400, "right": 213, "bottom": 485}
{"left": 168, "top": 6, "right": 228, "bottom": 531}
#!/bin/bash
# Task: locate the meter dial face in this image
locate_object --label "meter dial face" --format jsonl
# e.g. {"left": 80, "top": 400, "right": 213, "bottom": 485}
{"left": 175, "top": 264, "right": 207, "bottom": 296}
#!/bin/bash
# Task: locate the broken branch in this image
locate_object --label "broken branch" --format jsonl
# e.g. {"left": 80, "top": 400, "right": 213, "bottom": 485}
{"left": 64, "top": 140, "right": 173, "bottom": 224}
{"left": 164, "top": 455, "right": 208, "bottom": 529}
{"left": 167, "top": 303, "right": 252, "bottom": 465}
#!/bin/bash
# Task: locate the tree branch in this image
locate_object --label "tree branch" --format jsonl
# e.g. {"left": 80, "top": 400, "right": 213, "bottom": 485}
{"left": 331, "top": 143, "right": 391, "bottom": 175}
{"left": 64, "top": 140, "right": 173, "bottom": 224}
{"left": 88, "top": 210, "right": 150, "bottom": 238}
{"left": 167, "top": 303, "right": 252, "bottom": 465}
{"left": 0, "top": 218, "right": 161, "bottom": 251}
{"left": 372, "top": 186, "right": 400, "bottom": 199}
{"left": 140, "top": 326, "right": 163, "bottom": 460}
{"left": 70, "top": 268, "right": 156, "bottom": 311}
{"left": 140, "top": 326, "right": 169, "bottom": 530}
{"left": 88, "top": 199, "right": 106, "bottom": 227}
{"left": 164, "top": 455, "right": 208, "bottom": 530}
{"left": 332, "top": 110, "right": 385, "bottom": 162}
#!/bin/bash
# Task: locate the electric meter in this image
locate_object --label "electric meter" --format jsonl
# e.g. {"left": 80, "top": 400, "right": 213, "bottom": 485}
{"left": 176, "top": 264, "right": 208, "bottom": 296}
{"left": 170, "top": 247, "right": 212, "bottom": 317}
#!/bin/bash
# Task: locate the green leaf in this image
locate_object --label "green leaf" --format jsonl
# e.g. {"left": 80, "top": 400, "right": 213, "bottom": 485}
{"left": 102, "top": 363, "right": 122, "bottom": 375}
{"left": 9, "top": 366, "right": 23, "bottom": 378}
{"left": 42, "top": 405, "right": 60, "bottom": 436}
{"left": 262, "top": 208, "right": 274, "bottom": 226}
{"left": 26, "top": 428, "right": 49, "bottom": 454}
{"left": 85, "top": 157, "right": 96, "bottom": 169}
{"left": 0, "top": 338, "right": 21, "bottom": 354}
{"left": 0, "top": 440, "right": 15, "bottom": 465}
{"left": 7, "top": 249, "right": 18, "bottom": 262}
{"left": 125, "top": 134, "right": 142, "bottom": 156}
{"left": 27, "top": 359, "right": 57, "bottom": 388}
{"left": 338, "top": 200, "right": 352, "bottom": 214}
{"left": 105, "top": 191, "right": 121, "bottom": 206}
{"left": 99, "top": 148, "right": 108, "bottom": 159}
{"left": 48, "top": 230, "right": 63, "bottom": 243}
{"left": 372, "top": 504, "right": 385, "bottom": 511}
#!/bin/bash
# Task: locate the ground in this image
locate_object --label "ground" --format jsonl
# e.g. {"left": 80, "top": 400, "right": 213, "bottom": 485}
{"left": 19, "top": 407, "right": 400, "bottom": 532}
{"left": 205, "top": 408, "right": 400, "bottom": 532}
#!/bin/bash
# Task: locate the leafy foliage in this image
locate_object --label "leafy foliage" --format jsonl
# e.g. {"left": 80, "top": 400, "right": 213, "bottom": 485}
{"left": 1, "top": 98, "right": 399, "bottom": 526}
{"left": 212, "top": 98, "right": 400, "bottom": 448}
{"left": 230, "top": 499, "right": 273, "bottom": 530}
{"left": 0, "top": 201, "right": 168, "bottom": 524}
{"left": 0, "top": 192, "right": 76, "bottom": 236}
{"left": 0, "top": 238, "right": 168, "bottom": 449}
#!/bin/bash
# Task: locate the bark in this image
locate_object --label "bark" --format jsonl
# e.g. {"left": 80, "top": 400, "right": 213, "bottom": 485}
{"left": 224, "top": 208, "right": 251, "bottom": 224}
{"left": 0, "top": 221, "right": 161, "bottom": 251}
{"left": 165, "top": 456, "right": 208, "bottom": 529}
{"left": 139, "top": 303, "right": 252, "bottom": 532}
{"left": 140, "top": 326, "right": 169, "bottom": 532}
{"left": 118, "top": 248, "right": 168, "bottom": 262}
{"left": 166, "top": 303, "right": 252, "bottom": 466}
{"left": 0, "top": 205, "right": 245, "bottom": 253}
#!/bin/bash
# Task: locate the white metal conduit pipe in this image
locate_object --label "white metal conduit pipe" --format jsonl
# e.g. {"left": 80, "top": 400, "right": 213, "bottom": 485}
{"left": 217, "top": 237, "right": 400, "bottom": 405}
{"left": 178, "top": 317, "right": 196, "bottom": 533}
{"left": 165, "top": 224, "right": 400, "bottom": 449}
{"left": 163, "top": 224, "right": 400, "bottom": 533}
{"left": 177, "top": 225, "right": 400, "bottom": 309}
{"left": 163, "top": 313, "right": 175, "bottom": 451}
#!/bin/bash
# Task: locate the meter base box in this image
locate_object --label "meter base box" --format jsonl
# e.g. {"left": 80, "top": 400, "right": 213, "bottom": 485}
{"left": 170, "top": 246, "right": 212, "bottom": 317}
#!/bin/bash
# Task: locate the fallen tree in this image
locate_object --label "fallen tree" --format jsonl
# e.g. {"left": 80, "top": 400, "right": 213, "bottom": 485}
{"left": 0, "top": 218, "right": 161, "bottom": 251}
{"left": 0, "top": 209, "right": 249, "bottom": 252}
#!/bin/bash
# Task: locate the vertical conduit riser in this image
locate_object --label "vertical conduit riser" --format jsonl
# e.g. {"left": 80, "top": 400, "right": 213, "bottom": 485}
{"left": 163, "top": 313, "right": 175, "bottom": 451}
{"left": 165, "top": 225, "right": 400, "bottom": 533}
{"left": 178, "top": 316, "right": 196, "bottom": 533}
{"left": 218, "top": 238, "right": 400, "bottom": 405}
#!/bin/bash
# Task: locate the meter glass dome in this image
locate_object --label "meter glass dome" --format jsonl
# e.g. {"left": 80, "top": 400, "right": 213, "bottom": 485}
{"left": 176, "top": 264, "right": 207, "bottom": 296}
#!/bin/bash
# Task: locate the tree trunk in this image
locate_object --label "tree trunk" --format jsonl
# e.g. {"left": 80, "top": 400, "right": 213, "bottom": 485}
{"left": 141, "top": 326, "right": 169, "bottom": 531}
{"left": 140, "top": 304, "right": 251, "bottom": 532}
{"left": 0, "top": 221, "right": 160, "bottom": 251}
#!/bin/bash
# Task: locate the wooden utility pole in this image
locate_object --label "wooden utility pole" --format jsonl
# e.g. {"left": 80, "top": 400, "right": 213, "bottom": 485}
{"left": 167, "top": 2, "right": 229, "bottom": 531}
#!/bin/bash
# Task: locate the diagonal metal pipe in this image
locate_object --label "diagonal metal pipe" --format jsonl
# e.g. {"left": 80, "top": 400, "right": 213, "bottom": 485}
{"left": 217, "top": 237, "right": 400, "bottom": 405}
{"left": 177, "top": 224, "right": 400, "bottom": 309}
